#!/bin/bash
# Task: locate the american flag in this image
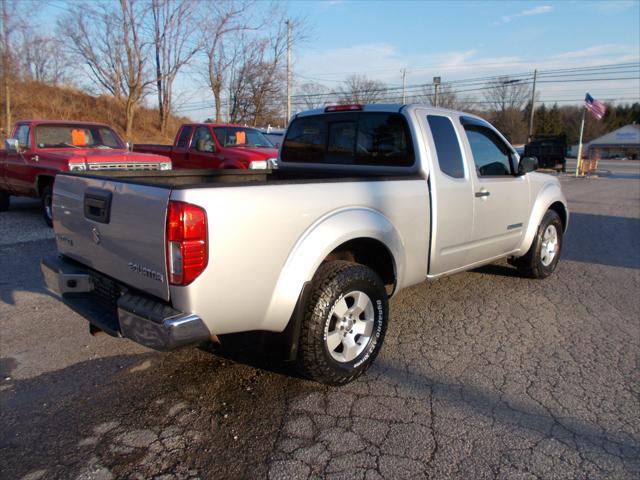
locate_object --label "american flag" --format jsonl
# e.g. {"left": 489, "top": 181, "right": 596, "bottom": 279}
{"left": 585, "top": 93, "right": 606, "bottom": 120}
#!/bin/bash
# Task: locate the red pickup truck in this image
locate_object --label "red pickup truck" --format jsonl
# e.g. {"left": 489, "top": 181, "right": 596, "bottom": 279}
{"left": 133, "top": 123, "right": 278, "bottom": 169}
{"left": 0, "top": 120, "right": 171, "bottom": 225}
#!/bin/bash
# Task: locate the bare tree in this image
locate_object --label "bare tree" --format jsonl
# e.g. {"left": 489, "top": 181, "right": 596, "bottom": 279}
{"left": 339, "top": 75, "right": 386, "bottom": 104}
{"left": 419, "top": 84, "right": 467, "bottom": 110}
{"left": 225, "top": 13, "right": 305, "bottom": 126}
{"left": 20, "top": 34, "right": 70, "bottom": 84}
{"left": 483, "top": 76, "right": 532, "bottom": 143}
{"left": 150, "top": 0, "right": 200, "bottom": 135}
{"left": 200, "top": 0, "right": 254, "bottom": 123}
{"left": 297, "top": 82, "right": 330, "bottom": 109}
{"left": 483, "top": 76, "right": 531, "bottom": 112}
{"left": 60, "top": 0, "right": 152, "bottom": 138}
{"left": 0, "top": 0, "right": 20, "bottom": 136}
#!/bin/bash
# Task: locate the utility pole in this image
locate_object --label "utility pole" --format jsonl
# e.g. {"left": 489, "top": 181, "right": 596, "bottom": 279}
{"left": 433, "top": 76, "right": 441, "bottom": 108}
{"left": 286, "top": 19, "right": 292, "bottom": 122}
{"left": 401, "top": 68, "right": 407, "bottom": 103}
{"left": 527, "top": 69, "right": 537, "bottom": 143}
{"left": 1, "top": 0, "right": 11, "bottom": 137}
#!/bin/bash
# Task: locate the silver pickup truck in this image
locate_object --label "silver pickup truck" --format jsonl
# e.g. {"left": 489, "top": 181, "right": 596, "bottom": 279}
{"left": 41, "top": 104, "right": 568, "bottom": 385}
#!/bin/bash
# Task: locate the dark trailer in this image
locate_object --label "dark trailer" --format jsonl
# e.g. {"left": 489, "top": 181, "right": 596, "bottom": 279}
{"left": 525, "top": 135, "right": 567, "bottom": 172}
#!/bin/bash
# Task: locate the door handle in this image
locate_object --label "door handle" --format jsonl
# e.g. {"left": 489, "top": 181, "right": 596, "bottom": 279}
{"left": 475, "top": 190, "right": 490, "bottom": 198}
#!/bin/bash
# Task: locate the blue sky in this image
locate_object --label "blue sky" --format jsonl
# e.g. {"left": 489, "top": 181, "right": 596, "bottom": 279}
{"left": 285, "top": 0, "right": 639, "bottom": 84}
{"left": 33, "top": 0, "right": 640, "bottom": 121}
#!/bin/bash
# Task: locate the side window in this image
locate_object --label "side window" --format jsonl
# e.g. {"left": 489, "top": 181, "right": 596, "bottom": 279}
{"left": 464, "top": 126, "right": 513, "bottom": 176}
{"left": 97, "top": 128, "right": 121, "bottom": 148}
{"left": 190, "top": 126, "right": 214, "bottom": 152}
{"left": 176, "top": 126, "right": 192, "bottom": 148}
{"left": 427, "top": 115, "right": 464, "bottom": 178}
{"left": 15, "top": 125, "right": 31, "bottom": 149}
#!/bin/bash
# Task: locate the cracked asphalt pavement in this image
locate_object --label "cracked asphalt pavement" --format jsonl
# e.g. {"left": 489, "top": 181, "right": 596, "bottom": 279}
{"left": 1, "top": 161, "right": 639, "bottom": 479}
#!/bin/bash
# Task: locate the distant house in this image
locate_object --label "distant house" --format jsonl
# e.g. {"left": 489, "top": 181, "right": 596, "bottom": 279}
{"left": 569, "top": 124, "right": 640, "bottom": 159}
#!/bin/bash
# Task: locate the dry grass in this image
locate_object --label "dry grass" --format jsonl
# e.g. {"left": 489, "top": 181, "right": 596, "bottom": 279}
{"left": 1, "top": 80, "right": 190, "bottom": 143}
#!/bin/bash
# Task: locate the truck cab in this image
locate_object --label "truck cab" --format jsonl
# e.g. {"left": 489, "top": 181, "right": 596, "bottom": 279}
{"left": 133, "top": 123, "right": 279, "bottom": 170}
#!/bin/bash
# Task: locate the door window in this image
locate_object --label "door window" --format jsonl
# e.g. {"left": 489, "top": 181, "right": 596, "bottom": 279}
{"left": 190, "top": 127, "right": 214, "bottom": 152}
{"left": 176, "top": 126, "right": 192, "bottom": 148}
{"left": 427, "top": 115, "right": 464, "bottom": 179}
{"left": 15, "top": 125, "right": 31, "bottom": 149}
{"left": 464, "top": 126, "right": 513, "bottom": 176}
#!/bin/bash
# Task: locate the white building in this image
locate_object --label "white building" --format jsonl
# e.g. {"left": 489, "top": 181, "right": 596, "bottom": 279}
{"left": 569, "top": 124, "right": 640, "bottom": 159}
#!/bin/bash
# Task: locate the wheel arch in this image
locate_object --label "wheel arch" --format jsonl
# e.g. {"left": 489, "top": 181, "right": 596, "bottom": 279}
{"left": 518, "top": 182, "right": 569, "bottom": 254}
{"left": 262, "top": 207, "right": 405, "bottom": 333}
{"left": 36, "top": 174, "right": 55, "bottom": 196}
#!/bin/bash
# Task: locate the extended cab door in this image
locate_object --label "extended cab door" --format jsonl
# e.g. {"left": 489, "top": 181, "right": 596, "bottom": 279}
{"left": 459, "top": 117, "right": 529, "bottom": 263}
{"left": 186, "top": 126, "right": 220, "bottom": 168}
{"left": 418, "top": 110, "right": 475, "bottom": 275}
{"left": 171, "top": 125, "right": 192, "bottom": 168}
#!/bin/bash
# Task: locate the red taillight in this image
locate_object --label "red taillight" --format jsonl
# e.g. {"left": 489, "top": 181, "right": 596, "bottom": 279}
{"left": 325, "top": 104, "right": 363, "bottom": 112}
{"left": 166, "top": 201, "right": 208, "bottom": 285}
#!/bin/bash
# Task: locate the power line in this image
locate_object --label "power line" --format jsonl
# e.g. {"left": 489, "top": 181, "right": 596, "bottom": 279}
{"left": 173, "top": 62, "right": 640, "bottom": 114}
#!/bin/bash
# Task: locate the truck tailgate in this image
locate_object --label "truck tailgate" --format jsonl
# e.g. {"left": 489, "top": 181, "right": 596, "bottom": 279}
{"left": 52, "top": 174, "right": 171, "bottom": 301}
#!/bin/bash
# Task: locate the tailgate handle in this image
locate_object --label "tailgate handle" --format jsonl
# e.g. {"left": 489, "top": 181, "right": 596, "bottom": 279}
{"left": 84, "top": 188, "right": 112, "bottom": 224}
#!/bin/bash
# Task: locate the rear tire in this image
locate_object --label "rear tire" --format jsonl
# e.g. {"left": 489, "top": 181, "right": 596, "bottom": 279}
{"left": 514, "top": 210, "right": 563, "bottom": 279}
{"left": 296, "top": 261, "right": 388, "bottom": 385}
{"left": 41, "top": 185, "right": 53, "bottom": 227}
{"left": 0, "top": 190, "right": 9, "bottom": 212}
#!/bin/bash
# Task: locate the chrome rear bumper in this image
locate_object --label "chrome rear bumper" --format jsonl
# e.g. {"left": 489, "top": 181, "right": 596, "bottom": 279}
{"left": 41, "top": 255, "right": 211, "bottom": 351}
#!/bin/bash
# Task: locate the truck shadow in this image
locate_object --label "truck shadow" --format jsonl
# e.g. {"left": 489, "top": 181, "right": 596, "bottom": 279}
{"left": 560, "top": 212, "right": 639, "bottom": 269}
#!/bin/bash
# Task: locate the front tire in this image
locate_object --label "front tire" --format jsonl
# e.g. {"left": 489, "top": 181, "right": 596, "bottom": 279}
{"left": 514, "top": 210, "right": 563, "bottom": 279}
{"left": 0, "top": 190, "right": 9, "bottom": 212}
{"left": 41, "top": 185, "right": 53, "bottom": 227}
{"left": 296, "top": 261, "right": 388, "bottom": 385}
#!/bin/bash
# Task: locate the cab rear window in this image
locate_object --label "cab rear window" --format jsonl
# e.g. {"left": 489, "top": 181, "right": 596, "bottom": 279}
{"left": 281, "top": 112, "right": 414, "bottom": 167}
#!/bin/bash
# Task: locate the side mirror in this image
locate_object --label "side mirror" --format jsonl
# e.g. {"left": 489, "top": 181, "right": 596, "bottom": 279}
{"left": 517, "top": 156, "right": 538, "bottom": 175}
{"left": 5, "top": 138, "right": 19, "bottom": 153}
{"left": 125, "top": 141, "right": 133, "bottom": 151}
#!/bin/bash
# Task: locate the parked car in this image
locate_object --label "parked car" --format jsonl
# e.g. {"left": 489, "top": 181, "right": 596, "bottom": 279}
{"left": 0, "top": 120, "right": 171, "bottom": 225}
{"left": 41, "top": 104, "right": 568, "bottom": 385}
{"left": 134, "top": 124, "right": 278, "bottom": 170}
{"left": 258, "top": 127, "right": 286, "bottom": 148}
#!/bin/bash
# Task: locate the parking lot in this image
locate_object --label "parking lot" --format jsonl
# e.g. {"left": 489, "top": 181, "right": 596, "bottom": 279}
{"left": 1, "top": 160, "right": 639, "bottom": 480}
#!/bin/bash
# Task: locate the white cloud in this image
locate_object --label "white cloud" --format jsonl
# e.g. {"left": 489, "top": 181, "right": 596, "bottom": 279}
{"left": 552, "top": 44, "right": 638, "bottom": 59}
{"left": 494, "top": 5, "right": 553, "bottom": 25}
{"left": 293, "top": 41, "right": 639, "bottom": 88}
{"left": 521, "top": 5, "right": 554, "bottom": 16}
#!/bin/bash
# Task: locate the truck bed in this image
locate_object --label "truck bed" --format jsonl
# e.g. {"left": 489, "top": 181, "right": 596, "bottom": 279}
{"left": 61, "top": 168, "right": 422, "bottom": 189}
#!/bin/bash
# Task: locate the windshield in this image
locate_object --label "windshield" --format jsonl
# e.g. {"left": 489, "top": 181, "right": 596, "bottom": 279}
{"left": 35, "top": 125, "right": 124, "bottom": 149}
{"left": 213, "top": 127, "right": 273, "bottom": 148}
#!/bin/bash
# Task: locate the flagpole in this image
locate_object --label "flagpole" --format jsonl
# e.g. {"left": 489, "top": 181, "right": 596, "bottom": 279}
{"left": 575, "top": 106, "right": 586, "bottom": 177}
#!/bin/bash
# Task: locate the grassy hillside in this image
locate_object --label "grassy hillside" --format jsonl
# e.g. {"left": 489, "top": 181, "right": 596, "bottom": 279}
{"left": 1, "top": 80, "right": 191, "bottom": 144}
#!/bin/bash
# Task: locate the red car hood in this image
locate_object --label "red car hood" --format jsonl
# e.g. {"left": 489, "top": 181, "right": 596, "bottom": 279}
{"left": 42, "top": 148, "right": 169, "bottom": 163}
{"left": 222, "top": 146, "right": 278, "bottom": 162}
